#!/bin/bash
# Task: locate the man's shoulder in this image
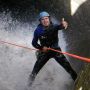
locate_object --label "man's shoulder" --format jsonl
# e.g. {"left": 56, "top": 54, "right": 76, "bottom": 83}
{"left": 36, "top": 24, "right": 42, "bottom": 30}
{"left": 50, "top": 23, "right": 59, "bottom": 28}
{"left": 52, "top": 23, "right": 59, "bottom": 27}
{"left": 34, "top": 24, "right": 43, "bottom": 35}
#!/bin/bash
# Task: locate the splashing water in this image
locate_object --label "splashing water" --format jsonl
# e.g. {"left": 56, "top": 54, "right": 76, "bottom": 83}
{"left": 0, "top": 12, "right": 74, "bottom": 90}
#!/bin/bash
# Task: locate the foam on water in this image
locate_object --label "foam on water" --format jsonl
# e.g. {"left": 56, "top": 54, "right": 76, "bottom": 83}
{"left": 0, "top": 12, "right": 73, "bottom": 90}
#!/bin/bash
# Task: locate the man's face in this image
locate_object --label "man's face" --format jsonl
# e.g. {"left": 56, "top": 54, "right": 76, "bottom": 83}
{"left": 40, "top": 16, "right": 50, "bottom": 27}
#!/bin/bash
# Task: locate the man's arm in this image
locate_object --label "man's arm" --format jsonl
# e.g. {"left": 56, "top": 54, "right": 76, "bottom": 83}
{"left": 55, "top": 18, "right": 68, "bottom": 30}
{"left": 32, "top": 29, "right": 49, "bottom": 52}
{"left": 54, "top": 24, "right": 65, "bottom": 30}
{"left": 32, "top": 30, "right": 43, "bottom": 49}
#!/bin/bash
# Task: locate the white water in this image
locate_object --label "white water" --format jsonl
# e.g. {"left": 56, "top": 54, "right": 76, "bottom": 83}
{"left": 0, "top": 12, "right": 74, "bottom": 90}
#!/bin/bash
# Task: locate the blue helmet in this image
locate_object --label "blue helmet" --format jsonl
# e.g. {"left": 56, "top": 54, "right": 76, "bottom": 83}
{"left": 39, "top": 11, "right": 50, "bottom": 20}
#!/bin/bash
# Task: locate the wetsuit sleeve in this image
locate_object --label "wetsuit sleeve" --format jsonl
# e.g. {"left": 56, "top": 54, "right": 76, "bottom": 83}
{"left": 32, "top": 30, "right": 43, "bottom": 50}
{"left": 54, "top": 24, "right": 65, "bottom": 30}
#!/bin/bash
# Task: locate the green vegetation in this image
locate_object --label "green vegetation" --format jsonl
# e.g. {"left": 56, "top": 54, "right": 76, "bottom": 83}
{"left": 74, "top": 64, "right": 90, "bottom": 90}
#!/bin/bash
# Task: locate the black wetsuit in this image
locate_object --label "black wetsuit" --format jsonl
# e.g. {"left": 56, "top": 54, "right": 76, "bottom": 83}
{"left": 29, "top": 23, "right": 77, "bottom": 86}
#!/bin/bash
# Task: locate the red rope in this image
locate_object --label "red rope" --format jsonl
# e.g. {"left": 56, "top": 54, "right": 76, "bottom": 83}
{"left": 48, "top": 48, "right": 90, "bottom": 63}
{"left": 0, "top": 40, "right": 90, "bottom": 63}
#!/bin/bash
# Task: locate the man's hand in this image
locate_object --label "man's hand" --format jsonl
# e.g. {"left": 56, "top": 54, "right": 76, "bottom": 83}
{"left": 41, "top": 46, "right": 48, "bottom": 52}
{"left": 61, "top": 18, "right": 68, "bottom": 29}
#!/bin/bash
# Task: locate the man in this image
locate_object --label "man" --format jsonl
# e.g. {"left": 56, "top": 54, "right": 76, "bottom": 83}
{"left": 29, "top": 11, "right": 77, "bottom": 86}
